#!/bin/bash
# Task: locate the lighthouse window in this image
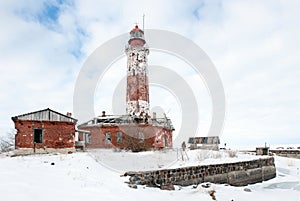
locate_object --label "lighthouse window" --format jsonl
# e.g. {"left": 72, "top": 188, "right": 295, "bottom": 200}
{"left": 105, "top": 132, "right": 111, "bottom": 144}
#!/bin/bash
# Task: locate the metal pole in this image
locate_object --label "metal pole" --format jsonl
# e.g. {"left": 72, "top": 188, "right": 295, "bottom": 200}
{"left": 143, "top": 14, "right": 145, "bottom": 32}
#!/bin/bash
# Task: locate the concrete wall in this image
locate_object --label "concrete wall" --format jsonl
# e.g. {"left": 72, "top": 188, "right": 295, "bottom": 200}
{"left": 125, "top": 157, "right": 276, "bottom": 188}
{"left": 13, "top": 147, "right": 75, "bottom": 155}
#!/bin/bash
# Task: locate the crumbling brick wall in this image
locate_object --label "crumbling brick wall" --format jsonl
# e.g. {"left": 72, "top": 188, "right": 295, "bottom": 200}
{"left": 78, "top": 124, "right": 172, "bottom": 151}
{"left": 14, "top": 120, "right": 75, "bottom": 149}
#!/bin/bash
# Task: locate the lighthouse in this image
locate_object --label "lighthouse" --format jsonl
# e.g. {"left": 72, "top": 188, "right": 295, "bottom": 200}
{"left": 125, "top": 25, "right": 150, "bottom": 117}
{"left": 77, "top": 25, "right": 174, "bottom": 151}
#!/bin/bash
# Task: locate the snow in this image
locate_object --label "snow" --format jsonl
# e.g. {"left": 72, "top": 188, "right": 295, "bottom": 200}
{"left": 88, "top": 149, "right": 271, "bottom": 172}
{"left": 0, "top": 150, "right": 299, "bottom": 201}
{"left": 228, "top": 144, "right": 300, "bottom": 151}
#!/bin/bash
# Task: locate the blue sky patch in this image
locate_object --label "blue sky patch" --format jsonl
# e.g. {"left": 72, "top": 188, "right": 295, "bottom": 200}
{"left": 193, "top": 2, "right": 205, "bottom": 21}
{"left": 39, "top": 2, "right": 60, "bottom": 22}
{"left": 15, "top": 0, "right": 72, "bottom": 30}
{"left": 70, "top": 27, "right": 88, "bottom": 60}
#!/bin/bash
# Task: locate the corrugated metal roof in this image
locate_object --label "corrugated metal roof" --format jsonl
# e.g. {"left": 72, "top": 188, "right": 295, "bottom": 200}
{"left": 11, "top": 108, "right": 77, "bottom": 123}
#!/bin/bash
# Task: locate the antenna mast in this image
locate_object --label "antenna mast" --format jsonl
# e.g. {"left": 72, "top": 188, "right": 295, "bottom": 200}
{"left": 143, "top": 14, "right": 145, "bottom": 32}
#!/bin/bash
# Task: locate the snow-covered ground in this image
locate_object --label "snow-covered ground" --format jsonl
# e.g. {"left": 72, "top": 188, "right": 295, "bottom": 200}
{"left": 228, "top": 144, "right": 300, "bottom": 151}
{"left": 88, "top": 148, "right": 269, "bottom": 172}
{"left": 0, "top": 150, "right": 299, "bottom": 201}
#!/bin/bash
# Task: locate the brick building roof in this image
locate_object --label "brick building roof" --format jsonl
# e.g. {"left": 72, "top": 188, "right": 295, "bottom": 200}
{"left": 11, "top": 108, "right": 77, "bottom": 124}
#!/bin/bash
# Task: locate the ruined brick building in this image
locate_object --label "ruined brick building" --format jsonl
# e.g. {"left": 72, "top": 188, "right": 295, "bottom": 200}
{"left": 12, "top": 108, "right": 77, "bottom": 154}
{"left": 78, "top": 25, "right": 174, "bottom": 151}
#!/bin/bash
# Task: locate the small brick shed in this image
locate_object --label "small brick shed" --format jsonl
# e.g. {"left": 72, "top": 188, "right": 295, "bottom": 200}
{"left": 12, "top": 108, "right": 78, "bottom": 154}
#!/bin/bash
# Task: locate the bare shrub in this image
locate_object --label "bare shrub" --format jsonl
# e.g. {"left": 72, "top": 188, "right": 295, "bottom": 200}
{"left": 227, "top": 150, "right": 237, "bottom": 158}
{"left": 196, "top": 150, "right": 226, "bottom": 161}
{"left": 0, "top": 129, "right": 15, "bottom": 153}
{"left": 113, "top": 147, "right": 122, "bottom": 152}
{"left": 196, "top": 150, "right": 211, "bottom": 161}
{"left": 213, "top": 152, "right": 223, "bottom": 159}
{"left": 287, "top": 160, "right": 295, "bottom": 167}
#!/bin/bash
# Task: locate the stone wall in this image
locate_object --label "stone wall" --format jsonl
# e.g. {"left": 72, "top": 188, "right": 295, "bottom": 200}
{"left": 125, "top": 157, "right": 276, "bottom": 188}
{"left": 270, "top": 150, "right": 300, "bottom": 159}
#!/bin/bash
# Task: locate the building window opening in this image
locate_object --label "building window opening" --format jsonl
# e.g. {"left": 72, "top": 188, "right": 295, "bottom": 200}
{"left": 34, "top": 128, "right": 43, "bottom": 143}
{"left": 116, "top": 132, "right": 123, "bottom": 144}
{"left": 105, "top": 132, "right": 111, "bottom": 144}
{"left": 138, "top": 132, "right": 144, "bottom": 142}
{"left": 86, "top": 133, "right": 91, "bottom": 144}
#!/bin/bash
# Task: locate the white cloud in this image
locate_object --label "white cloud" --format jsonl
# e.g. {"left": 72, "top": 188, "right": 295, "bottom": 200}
{"left": 0, "top": 0, "right": 299, "bottom": 147}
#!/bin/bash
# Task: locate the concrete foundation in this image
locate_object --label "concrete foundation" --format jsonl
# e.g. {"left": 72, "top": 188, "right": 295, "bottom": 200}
{"left": 13, "top": 147, "right": 76, "bottom": 155}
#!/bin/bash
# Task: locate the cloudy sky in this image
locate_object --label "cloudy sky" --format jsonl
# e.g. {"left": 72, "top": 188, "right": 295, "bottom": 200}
{"left": 0, "top": 0, "right": 299, "bottom": 147}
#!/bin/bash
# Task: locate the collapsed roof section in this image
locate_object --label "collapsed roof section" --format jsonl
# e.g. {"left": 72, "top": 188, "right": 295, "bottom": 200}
{"left": 79, "top": 114, "right": 175, "bottom": 131}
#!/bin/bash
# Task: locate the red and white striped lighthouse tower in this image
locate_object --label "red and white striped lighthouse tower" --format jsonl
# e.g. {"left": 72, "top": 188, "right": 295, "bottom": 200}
{"left": 125, "top": 25, "right": 150, "bottom": 117}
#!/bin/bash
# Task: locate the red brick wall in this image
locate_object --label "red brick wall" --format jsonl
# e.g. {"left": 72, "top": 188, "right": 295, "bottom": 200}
{"left": 129, "top": 38, "right": 145, "bottom": 46}
{"left": 152, "top": 128, "right": 173, "bottom": 149}
{"left": 78, "top": 126, "right": 114, "bottom": 149}
{"left": 79, "top": 124, "right": 173, "bottom": 151}
{"left": 127, "top": 74, "right": 149, "bottom": 101}
{"left": 14, "top": 120, "right": 75, "bottom": 149}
